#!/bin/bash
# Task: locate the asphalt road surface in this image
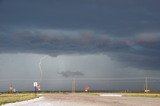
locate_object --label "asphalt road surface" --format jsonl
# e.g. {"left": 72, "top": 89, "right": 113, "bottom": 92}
{"left": 3, "top": 93, "right": 160, "bottom": 106}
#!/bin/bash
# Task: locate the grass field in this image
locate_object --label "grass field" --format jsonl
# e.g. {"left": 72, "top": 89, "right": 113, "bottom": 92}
{"left": 122, "top": 93, "right": 160, "bottom": 98}
{"left": 0, "top": 93, "right": 36, "bottom": 105}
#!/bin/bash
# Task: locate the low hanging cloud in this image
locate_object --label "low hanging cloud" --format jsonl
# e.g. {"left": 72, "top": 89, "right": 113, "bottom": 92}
{"left": 1, "top": 28, "right": 160, "bottom": 70}
{"left": 0, "top": 28, "right": 127, "bottom": 55}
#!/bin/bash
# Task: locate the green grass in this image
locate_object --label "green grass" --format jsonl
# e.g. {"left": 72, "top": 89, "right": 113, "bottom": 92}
{"left": 0, "top": 93, "right": 37, "bottom": 105}
{"left": 122, "top": 93, "right": 160, "bottom": 98}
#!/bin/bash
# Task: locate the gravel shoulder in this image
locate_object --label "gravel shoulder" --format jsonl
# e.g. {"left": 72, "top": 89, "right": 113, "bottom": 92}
{"left": 43, "top": 93, "right": 160, "bottom": 106}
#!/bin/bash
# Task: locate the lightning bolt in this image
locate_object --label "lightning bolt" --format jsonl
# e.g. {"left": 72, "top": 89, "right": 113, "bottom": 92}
{"left": 39, "top": 56, "right": 47, "bottom": 83}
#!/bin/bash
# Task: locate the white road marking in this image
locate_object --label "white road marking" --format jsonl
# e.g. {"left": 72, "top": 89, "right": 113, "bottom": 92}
{"left": 99, "top": 93, "right": 122, "bottom": 97}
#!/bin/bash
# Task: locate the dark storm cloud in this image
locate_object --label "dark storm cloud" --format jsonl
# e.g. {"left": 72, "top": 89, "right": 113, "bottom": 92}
{"left": 1, "top": 27, "right": 140, "bottom": 54}
{"left": 58, "top": 71, "right": 84, "bottom": 78}
{"left": 0, "top": 28, "right": 127, "bottom": 54}
{"left": 0, "top": 0, "right": 160, "bottom": 35}
{"left": 0, "top": 0, "right": 160, "bottom": 71}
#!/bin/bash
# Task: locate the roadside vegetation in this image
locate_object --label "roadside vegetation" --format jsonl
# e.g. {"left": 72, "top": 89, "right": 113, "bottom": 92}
{"left": 122, "top": 92, "right": 160, "bottom": 98}
{"left": 0, "top": 93, "right": 36, "bottom": 105}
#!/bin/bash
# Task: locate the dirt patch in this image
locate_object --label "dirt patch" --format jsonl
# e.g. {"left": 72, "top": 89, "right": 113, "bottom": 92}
{"left": 43, "top": 93, "right": 160, "bottom": 106}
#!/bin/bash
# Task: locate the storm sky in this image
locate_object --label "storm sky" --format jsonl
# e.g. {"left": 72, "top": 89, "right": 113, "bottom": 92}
{"left": 0, "top": 0, "right": 160, "bottom": 91}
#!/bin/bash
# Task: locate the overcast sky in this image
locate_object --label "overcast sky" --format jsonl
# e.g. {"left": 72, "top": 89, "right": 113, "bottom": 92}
{"left": 0, "top": 0, "right": 160, "bottom": 91}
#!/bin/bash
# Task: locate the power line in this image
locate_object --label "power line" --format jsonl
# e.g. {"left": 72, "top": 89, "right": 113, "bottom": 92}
{"left": 1, "top": 77, "right": 160, "bottom": 81}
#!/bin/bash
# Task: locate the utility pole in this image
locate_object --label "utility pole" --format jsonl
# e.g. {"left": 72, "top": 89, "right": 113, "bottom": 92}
{"left": 35, "top": 86, "right": 37, "bottom": 97}
{"left": 144, "top": 77, "right": 150, "bottom": 93}
{"left": 145, "top": 77, "right": 148, "bottom": 90}
{"left": 72, "top": 78, "right": 76, "bottom": 93}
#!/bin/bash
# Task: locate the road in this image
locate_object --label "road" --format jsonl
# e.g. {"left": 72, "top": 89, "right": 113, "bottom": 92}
{"left": 3, "top": 93, "right": 160, "bottom": 106}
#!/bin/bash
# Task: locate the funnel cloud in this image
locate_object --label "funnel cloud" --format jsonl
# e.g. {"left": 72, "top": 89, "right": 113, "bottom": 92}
{"left": 58, "top": 71, "right": 84, "bottom": 78}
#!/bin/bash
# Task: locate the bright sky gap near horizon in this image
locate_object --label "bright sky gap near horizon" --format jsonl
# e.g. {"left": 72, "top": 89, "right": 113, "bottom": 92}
{"left": 0, "top": 0, "right": 160, "bottom": 91}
